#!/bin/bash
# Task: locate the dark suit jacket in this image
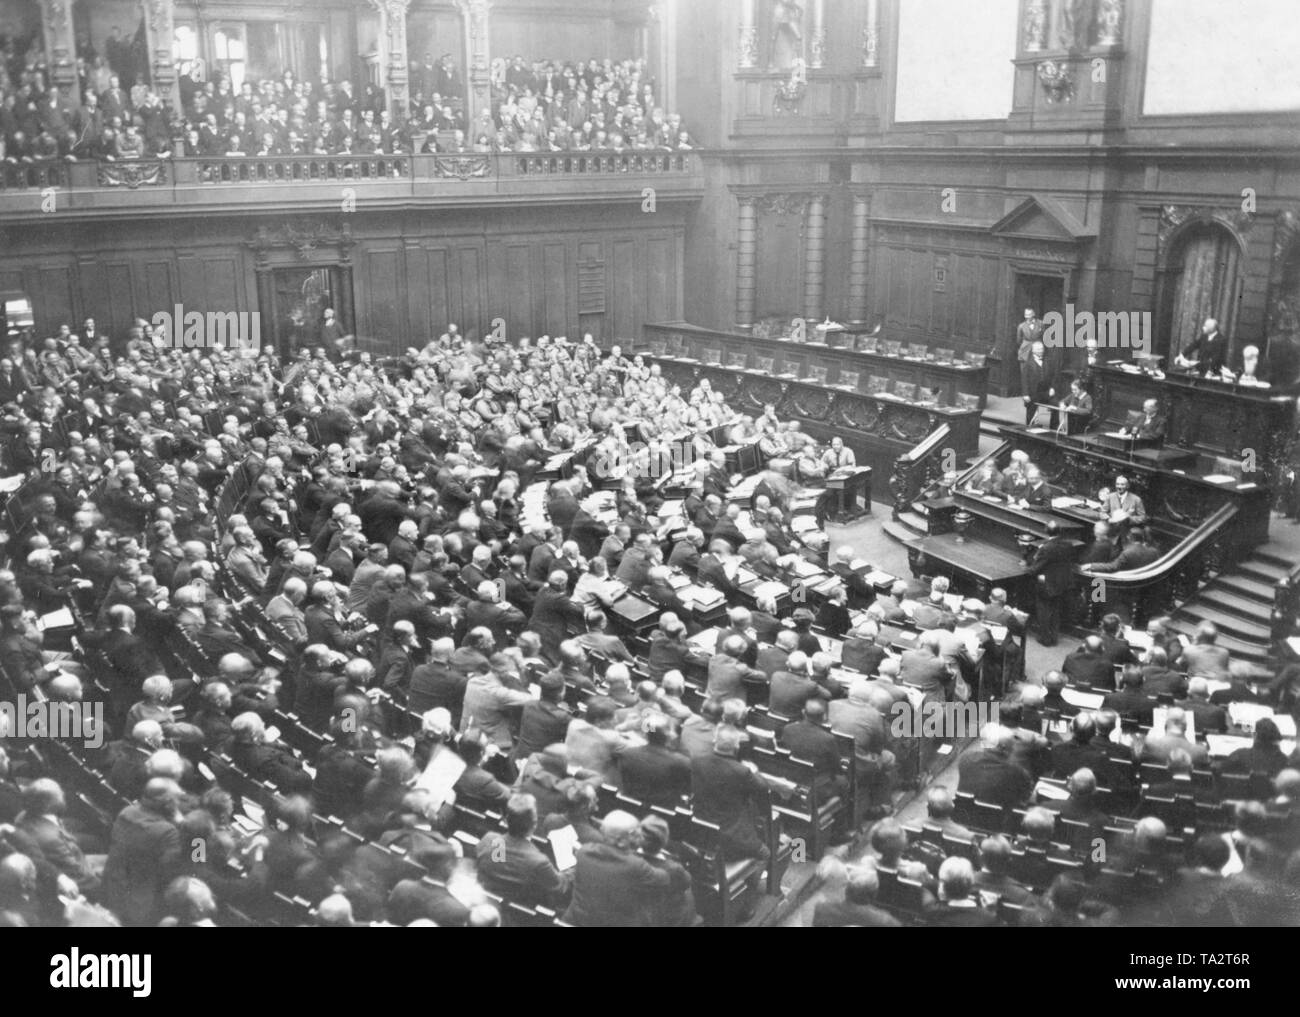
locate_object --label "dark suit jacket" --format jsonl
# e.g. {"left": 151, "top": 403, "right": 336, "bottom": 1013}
{"left": 1062, "top": 648, "right": 1114, "bottom": 690}
{"left": 103, "top": 803, "right": 183, "bottom": 926}
{"left": 769, "top": 670, "right": 827, "bottom": 718}
{"left": 476, "top": 832, "right": 568, "bottom": 908}
{"left": 813, "top": 899, "right": 902, "bottom": 927}
{"left": 1029, "top": 537, "right": 1076, "bottom": 597}
{"left": 1050, "top": 739, "right": 1111, "bottom": 783}
{"left": 957, "top": 748, "right": 1032, "bottom": 808}
{"left": 620, "top": 743, "right": 692, "bottom": 806}
{"left": 1101, "top": 688, "right": 1154, "bottom": 725}
{"left": 563, "top": 842, "right": 678, "bottom": 927}
{"left": 691, "top": 751, "right": 770, "bottom": 859}
{"left": 1020, "top": 355, "right": 1057, "bottom": 405}
{"left": 508, "top": 700, "right": 571, "bottom": 763}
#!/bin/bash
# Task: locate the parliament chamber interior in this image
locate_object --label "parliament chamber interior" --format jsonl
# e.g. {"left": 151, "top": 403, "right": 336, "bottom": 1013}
{"left": 0, "top": 0, "right": 1299, "bottom": 940}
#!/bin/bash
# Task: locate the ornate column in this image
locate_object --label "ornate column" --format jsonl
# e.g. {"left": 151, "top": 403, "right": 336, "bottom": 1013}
{"left": 847, "top": 191, "right": 871, "bottom": 325}
{"left": 39, "top": 0, "right": 78, "bottom": 103}
{"left": 862, "top": 0, "right": 879, "bottom": 68}
{"left": 142, "top": 0, "right": 177, "bottom": 111}
{"left": 808, "top": 0, "right": 826, "bottom": 70}
{"left": 455, "top": 0, "right": 493, "bottom": 138}
{"left": 803, "top": 193, "right": 827, "bottom": 323}
{"left": 738, "top": 0, "right": 757, "bottom": 70}
{"left": 734, "top": 195, "right": 758, "bottom": 332}
{"left": 372, "top": 0, "right": 412, "bottom": 118}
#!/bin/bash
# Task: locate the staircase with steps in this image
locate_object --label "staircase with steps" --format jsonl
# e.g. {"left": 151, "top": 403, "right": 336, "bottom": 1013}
{"left": 1167, "top": 543, "right": 1288, "bottom": 667}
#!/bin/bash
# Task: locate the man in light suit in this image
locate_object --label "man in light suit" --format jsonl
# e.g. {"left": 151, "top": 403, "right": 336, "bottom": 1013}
{"left": 1016, "top": 308, "right": 1044, "bottom": 362}
{"left": 1099, "top": 474, "right": 1146, "bottom": 539}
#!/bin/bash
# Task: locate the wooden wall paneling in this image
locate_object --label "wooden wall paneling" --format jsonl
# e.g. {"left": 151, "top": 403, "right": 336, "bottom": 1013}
{"left": 611, "top": 237, "right": 639, "bottom": 340}
{"left": 140, "top": 260, "right": 176, "bottom": 318}
{"left": 645, "top": 233, "right": 675, "bottom": 324}
{"left": 542, "top": 241, "right": 569, "bottom": 337}
{"left": 451, "top": 244, "right": 485, "bottom": 340}
{"left": 365, "top": 248, "right": 403, "bottom": 350}
{"left": 30, "top": 263, "right": 76, "bottom": 334}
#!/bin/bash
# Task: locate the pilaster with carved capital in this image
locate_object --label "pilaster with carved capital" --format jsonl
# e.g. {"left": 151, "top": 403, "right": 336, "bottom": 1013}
{"left": 39, "top": 0, "right": 78, "bottom": 102}
{"left": 455, "top": 0, "right": 493, "bottom": 138}
{"left": 143, "top": 0, "right": 177, "bottom": 109}
{"left": 372, "top": 0, "right": 412, "bottom": 117}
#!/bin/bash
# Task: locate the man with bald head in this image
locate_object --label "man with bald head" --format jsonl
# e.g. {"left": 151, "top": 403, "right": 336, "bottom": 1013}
{"left": 102, "top": 777, "right": 183, "bottom": 926}
{"left": 529, "top": 569, "right": 585, "bottom": 664}
{"left": 1042, "top": 768, "right": 1110, "bottom": 835}
{"left": 925, "top": 787, "right": 975, "bottom": 842}
{"left": 813, "top": 862, "right": 901, "bottom": 927}
{"left": 957, "top": 724, "right": 1033, "bottom": 808}
{"left": 1062, "top": 634, "right": 1115, "bottom": 690}
{"left": 1175, "top": 677, "right": 1228, "bottom": 734}
{"left": 707, "top": 633, "right": 767, "bottom": 700}
{"left": 563, "top": 809, "right": 681, "bottom": 927}
{"left": 925, "top": 856, "right": 997, "bottom": 926}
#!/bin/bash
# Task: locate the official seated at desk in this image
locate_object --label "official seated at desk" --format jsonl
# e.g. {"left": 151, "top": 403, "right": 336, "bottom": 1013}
{"left": 795, "top": 438, "right": 828, "bottom": 485}
{"left": 1118, "top": 399, "right": 1166, "bottom": 442}
{"left": 920, "top": 471, "right": 958, "bottom": 502}
{"left": 963, "top": 459, "right": 1004, "bottom": 498}
{"left": 1222, "top": 344, "right": 1273, "bottom": 387}
{"left": 1015, "top": 466, "right": 1055, "bottom": 509}
{"left": 998, "top": 451, "right": 1032, "bottom": 501}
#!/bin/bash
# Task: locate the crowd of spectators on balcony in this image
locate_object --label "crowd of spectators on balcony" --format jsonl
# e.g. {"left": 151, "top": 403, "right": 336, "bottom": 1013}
{"left": 1, "top": 28, "right": 692, "bottom": 167}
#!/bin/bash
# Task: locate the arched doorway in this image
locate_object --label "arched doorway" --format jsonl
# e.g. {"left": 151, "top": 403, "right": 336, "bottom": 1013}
{"left": 1158, "top": 219, "right": 1244, "bottom": 362}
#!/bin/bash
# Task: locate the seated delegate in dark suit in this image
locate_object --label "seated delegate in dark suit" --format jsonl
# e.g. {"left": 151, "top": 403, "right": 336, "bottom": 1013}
{"left": 1101, "top": 666, "right": 1155, "bottom": 725}
{"left": 690, "top": 727, "right": 771, "bottom": 862}
{"left": 563, "top": 811, "right": 682, "bottom": 927}
{"left": 1120, "top": 400, "right": 1167, "bottom": 442}
{"left": 957, "top": 727, "right": 1032, "bottom": 809}
{"left": 1062, "top": 635, "right": 1116, "bottom": 690}
{"left": 618, "top": 715, "right": 691, "bottom": 807}
{"left": 812, "top": 865, "right": 901, "bottom": 928}
{"left": 1049, "top": 714, "right": 1112, "bottom": 783}
{"left": 476, "top": 795, "right": 569, "bottom": 908}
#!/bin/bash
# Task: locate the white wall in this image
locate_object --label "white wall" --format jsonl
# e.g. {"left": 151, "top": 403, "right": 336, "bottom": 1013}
{"left": 1144, "top": 0, "right": 1300, "bottom": 115}
{"left": 894, "top": 0, "right": 1018, "bottom": 123}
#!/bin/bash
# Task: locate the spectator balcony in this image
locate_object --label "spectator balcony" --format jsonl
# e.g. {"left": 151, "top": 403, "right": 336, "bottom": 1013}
{"left": 0, "top": 150, "right": 703, "bottom": 219}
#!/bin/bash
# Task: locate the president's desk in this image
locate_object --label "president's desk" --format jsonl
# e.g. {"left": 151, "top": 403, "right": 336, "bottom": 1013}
{"left": 637, "top": 322, "right": 987, "bottom": 500}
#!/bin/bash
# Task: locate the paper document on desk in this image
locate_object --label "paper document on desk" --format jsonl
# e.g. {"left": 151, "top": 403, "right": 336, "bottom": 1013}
{"left": 1034, "top": 780, "right": 1070, "bottom": 801}
{"left": 1051, "top": 496, "right": 1085, "bottom": 509}
{"left": 1062, "top": 687, "right": 1105, "bottom": 710}
{"left": 751, "top": 580, "right": 788, "bottom": 604}
{"left": 1206, "top": 733, "right": 1253, "bottom": 758}
{"left": 864, "top": 569, "right": 896, "bottom": 586}
{"left": 416, "top": 749, "right": 468, "bottom": 811}
{"left": 37, "top": 607, "right": 75, "bottom": 631}
{"left": 1202, "top": 474, "right": 1237, "bottom": 485}
{"left": 791, "top": 515, "right": 820, "bottom": 534}
{"left": 548, "top": 825, "right": 580, "bottom": 872}
{"left": 1227, "top": 702, "right": 1295, "bottom": 737}
{"left": 689, "top": 627, "right": 722, "bottom": 651}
